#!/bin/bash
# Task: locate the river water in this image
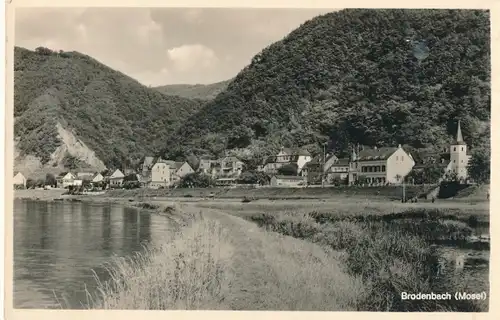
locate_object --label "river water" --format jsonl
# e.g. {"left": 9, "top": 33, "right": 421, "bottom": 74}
{"left": 13, "top": 199, "right": 175, "bottom": 309}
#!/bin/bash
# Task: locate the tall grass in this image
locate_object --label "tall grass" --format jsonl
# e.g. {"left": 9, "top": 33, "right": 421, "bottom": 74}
{"left": 248, "top": 209, "right": 486, "bottom": 312}
{"left": 87, "top": 216, "right": 234, "bottom": 310}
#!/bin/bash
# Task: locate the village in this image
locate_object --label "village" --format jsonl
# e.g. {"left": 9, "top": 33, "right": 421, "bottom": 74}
{"left": 13, "top": 121, "right": 473, "bottom": 192}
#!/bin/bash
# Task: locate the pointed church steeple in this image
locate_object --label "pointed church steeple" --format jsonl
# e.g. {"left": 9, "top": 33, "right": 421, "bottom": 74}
{"left": 453, "top": 120, "right": 466, "bottom": 145}
{"left": 456, "top": 120, "right": 463, "bottom": 142}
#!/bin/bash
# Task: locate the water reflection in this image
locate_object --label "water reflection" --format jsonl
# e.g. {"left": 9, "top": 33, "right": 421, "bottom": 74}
{"left": 13, "top": 199, "right": 173, "bottom": 309}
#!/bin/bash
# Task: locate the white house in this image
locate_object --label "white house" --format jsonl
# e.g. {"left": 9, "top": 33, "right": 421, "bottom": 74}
{"left": 175, "top": 161, "right": 195, "bottom": 179}
{"left": 13, "top": 172, "right": 26, "bottom": 188}
{"left": 109, "top": 169, "right": 125, "bottom": 187}
{"left": 58, "top": 172, "right": 76, "bottom": 188}
{"left": 262, "top": 147, "right": 312, "bottom": 175}
{"left": 350, "top": 145, "right": 415, "bottom": 185}
{"left": 199, "top": 159, "right": 217, "bottom": 176}
{"left": 213, "top": 157, "right": 244, "bottom": 178}
{"left": 276, "top": 147, "right": 312, "bottom": 173}
{"left": 150, "top": 160, "right": 172, "bottom": 188}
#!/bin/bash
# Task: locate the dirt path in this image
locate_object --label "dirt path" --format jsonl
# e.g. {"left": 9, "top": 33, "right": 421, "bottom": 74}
{"left": 202, "top": 208, "right": 280, "bottom": 309}
{"left": 195, "top": 205, "right": 363, "bottom": 311}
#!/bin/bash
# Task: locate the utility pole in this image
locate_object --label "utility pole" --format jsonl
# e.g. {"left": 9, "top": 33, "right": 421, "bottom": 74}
{"left": 322, "top": 142, "right": 326, "bottom": 188}
{"left": 402, "top": 176, "right": 406, "bottom": 202}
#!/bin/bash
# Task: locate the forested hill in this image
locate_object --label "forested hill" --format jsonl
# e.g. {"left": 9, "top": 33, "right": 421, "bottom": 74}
{"left": 164, "top": 9, "right": 490, "bottom": 161}
{"left": 14, "top": 46, "right": 203, "bottom": 170}
{"left": 154, "top": 80, "right": 231, "bottom": 100}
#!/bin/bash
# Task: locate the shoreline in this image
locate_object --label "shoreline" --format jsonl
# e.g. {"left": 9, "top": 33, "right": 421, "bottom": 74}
{"left": 13, "top": 189, "right": 197, "bottom": 230}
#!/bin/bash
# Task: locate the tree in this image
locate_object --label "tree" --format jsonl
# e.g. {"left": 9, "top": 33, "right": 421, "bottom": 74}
{"left": 82, "top": 179, "right": 92, "bottom": 188}
{"left": 443, "top": 170, "right": 459, "bottom": 182}
{"left": 238, "top": 170, "right": 270, "bottom": 185}
{"left": 468, "top": 147, "right": 490, "bottom": 184}
{"left": 123, "top": 174, "right": 138, "bottom": 182}
{"left": 277, "top": 163, "right": 298, "bottom": 176}
{"left": 35, "top": 178, "right": 45, "bottom": 187}
{"left": 227, "top": 126, "right": 254, "bottom": 149}
{"left": 26, "top": 178, "right": 36, "bottom": 189}
{"left": 178, "top": 172, "right": 215, "bottom": 188}
{"left": 124, "top": 181, "right": 141, "bottom": 189}
{"left": 186, "top": 154, "right": 200, "bottom": 171}
{"left": 45, "top": 173, "right": 56, "bottom": 186}
{"left": 407, "top": 165, "right": 444, "bottom": 184}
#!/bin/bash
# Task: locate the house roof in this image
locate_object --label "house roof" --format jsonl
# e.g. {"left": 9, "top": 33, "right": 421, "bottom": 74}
{"left": 274, "top": 175, "right": 304, "bottom": 180}
{"left": 92, "top": 172, "right": 103, "bottom": 178}
{"left": 330, "top": 158, "right": 350, "bottom": 167}
{"left": 109, "top": 169, "right": 125, "bottom": 179}
{"left": 58, "top": 172, "right": 76, "bottom": 179}
{"left": 156, "top": 160, "right": 186, "bottom": 171}
{"left": 357, "top": 147, "right": 398, "bottom": 161}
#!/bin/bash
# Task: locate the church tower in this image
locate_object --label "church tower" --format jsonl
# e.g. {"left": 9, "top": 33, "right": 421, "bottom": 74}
{"left": 449, "top": 120, "right": 469, "bottom": 181}
{"left": 348, "top": 145, "right": 359, "bottom": 185}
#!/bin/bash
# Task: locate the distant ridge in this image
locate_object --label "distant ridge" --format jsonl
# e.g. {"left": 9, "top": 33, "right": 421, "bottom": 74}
{"left": 154, "top": 79, "right": 232, "bottom": 100}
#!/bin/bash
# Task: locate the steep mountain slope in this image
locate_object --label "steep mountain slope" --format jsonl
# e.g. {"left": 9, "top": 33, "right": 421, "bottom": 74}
{"left": 165, "top": 9, "right": 490, "bottom": 161}
{"left": 14, "top": 46, "right": 204, "bottom": 175}
{"left": 154, "top": 80, "right": 231, "bottom": 100}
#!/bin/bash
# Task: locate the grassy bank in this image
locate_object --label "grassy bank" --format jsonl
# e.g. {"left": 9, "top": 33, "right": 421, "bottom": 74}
{"left": 104, "top": 184, "right": 435, "bottom": 201}
{"left": 245, "top": 208, "right": 488, "bottom": 311}
{"left": 88, "top": 216, "right": 233, "bottom": 309}
{"left": 83, "top": 206, "right": 366, "bottom": 310}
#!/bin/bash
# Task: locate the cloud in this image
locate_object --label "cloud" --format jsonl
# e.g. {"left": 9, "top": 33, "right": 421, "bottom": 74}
{"left": 167, "top": 44, "right": 219, "bottom": 72}
{"left": 15, "top": 7, "right": 335, "bottom": 85}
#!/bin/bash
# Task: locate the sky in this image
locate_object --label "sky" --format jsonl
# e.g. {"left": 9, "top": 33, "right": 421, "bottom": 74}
{"left": 15, "top": 7, "right": 336, "bottom": 86}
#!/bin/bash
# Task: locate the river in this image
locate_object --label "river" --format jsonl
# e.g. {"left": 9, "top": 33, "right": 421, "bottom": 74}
{"left": 13, "top": 199, "right": 175, "bottom": 309}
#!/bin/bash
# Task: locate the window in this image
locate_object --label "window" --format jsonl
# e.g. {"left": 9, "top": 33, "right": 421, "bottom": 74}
{"left": 453, "top": 147, "right": 456, "bottom": 151}
{"left": 396, "top": 156, "right": 399, "bottom": 160}
{"left": 401, "top": 156, "right": 404, "bottom": 161}
{"left": 453, "top": 160, "right": 456, "bottom": 163}
{"left": 382, "top": 165, "right": 386, "bottom": 172}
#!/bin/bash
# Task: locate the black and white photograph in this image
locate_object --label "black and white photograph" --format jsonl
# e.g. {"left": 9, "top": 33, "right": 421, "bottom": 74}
{"left": 6, "top": 1, "right": 492, "bottom": 314}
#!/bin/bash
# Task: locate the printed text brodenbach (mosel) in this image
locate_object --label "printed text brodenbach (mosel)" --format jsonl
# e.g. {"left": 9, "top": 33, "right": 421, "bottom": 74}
{"left": 401, "top": 292, "right": 487, "bottom": 301}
